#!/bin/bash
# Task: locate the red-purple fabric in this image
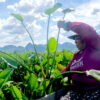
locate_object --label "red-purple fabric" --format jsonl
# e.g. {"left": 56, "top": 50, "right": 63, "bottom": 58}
{"left": 60, "top": 22, "right": 100, "bottom": 90}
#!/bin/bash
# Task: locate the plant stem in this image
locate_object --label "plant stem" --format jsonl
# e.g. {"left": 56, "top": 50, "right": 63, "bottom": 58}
{"left": 50, "top": 14, "right": 66, "bottom": 75}
{"left": 50, "top": 28, "right": 60, "bottom": 75}
{"left": 46, "top": 15, "right": 51, "bottom": 76}
{"left": 21, "top": 22, "right": 39, "bottom": 62}
{"left": 21, "top": 22, "right": 46, "bottom": 78}
{"left": 63, "top": 14, "right": 65, "bottom": 20}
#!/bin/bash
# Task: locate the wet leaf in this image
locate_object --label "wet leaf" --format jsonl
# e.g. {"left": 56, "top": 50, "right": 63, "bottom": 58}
{"left": 10, "top": 85, "right": 22, "bottom": 100}
{"left": 45, "top": 3, "right": 62, "bottom": 15}
{"left": 62, "top": 8, "right": 75, "bottom": 14}
{"left": 12, "top": 13, "right": 24, "bottom": 22}
{"left": 28, "top": 73, "right": 38, "bottom": 90}
{"left": 86, "top": 69, "right": 100, "bottom": 81}
{"left": 48, "top": 37, "right": 57, "bottom": 52}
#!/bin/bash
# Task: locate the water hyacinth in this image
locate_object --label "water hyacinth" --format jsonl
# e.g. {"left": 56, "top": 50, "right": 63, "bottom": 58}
{"left": 50, "top": 8, "right": 75, "bottom": 75}
{"left": 11, "top": 13, "right": 24, "bottom": 22}
{"left": 11, "top": 13, "right": 39, "bottom": 62}
{"left": 86, "top": 69, "right": 100, "bottom": 81}
{"left": 45, "top": 3, "right": 62, "bottom": 76}
{"left": 48, "top": 37, "right": 57, "bottom": 53}
{"left": 62, "top": 8, "right": 75, "bottom": 14}
{"left": 45, "top": 3, "right": 62, "bottom": 15}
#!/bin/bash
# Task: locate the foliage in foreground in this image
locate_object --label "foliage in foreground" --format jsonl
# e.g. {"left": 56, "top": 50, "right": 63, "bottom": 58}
{"left": 0, "top": 49, "right": 74, "bottom": 100}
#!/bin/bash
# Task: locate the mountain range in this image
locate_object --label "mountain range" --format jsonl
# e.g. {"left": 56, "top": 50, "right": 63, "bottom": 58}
{"left": 0, "top": 42, "right": 77, "bottom": 52}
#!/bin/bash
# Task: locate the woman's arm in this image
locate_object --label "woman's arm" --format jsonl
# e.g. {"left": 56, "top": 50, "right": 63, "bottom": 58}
{"left": 65, "top": 22, "right": 100, "bottom": 50}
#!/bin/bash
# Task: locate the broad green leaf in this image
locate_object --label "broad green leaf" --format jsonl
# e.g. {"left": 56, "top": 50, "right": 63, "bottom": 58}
{"left": 0, "top": 79, "right": 4, "bottom": 87}
{"left": 57, "top": 64, "right": 66, "bottom": 71}
{"left": 45, "top": 8, "right": 57, "bottom": 15}
{"left": 22, "top": 93, "right": 29, "bottom": 100}
{"left": 42, "top": 79, "right": 50, "bottom": 89}
{"left": 36, "top": 83, "right": 44, "bottom": 97}
{"left": 48, "top": 37, "right": 57, "bottom": 52}
{"left": 86, "top": 69, "right": 100, "bottom": 81}
{"left": 12, "top": 13, "right": 24, "bottom": 22}
{"left": 47, "top": 85, "right": 53, "bottom": 94}
{"left": 1, "top": 57, "right": 17, "bottom": 69}
{"left": 10, "top": 85, "right": 22, "bottom": 100}
{"left": 55, "top": 56, "right": 63, "bottom": 63}
{"left": 53, "top": 69, "right": 62, "bottom": 78}
{"left": 56, "top": 51, "right": 62, "bottom": 56}
{"left": 24, "top": 71, "right": 30, "bottom": 80}
{"left": 45, "top": 3, "right": 62, "bottom": 15}
{"left": 0, "top": 69, "right": 12, "bottom": 79}
{"left": 41, "top": 59, "right": 47, "bottom": 66}
{"left": 28, "top": 73, "right": 38, "bottom": 90}
{"left": 0, "top": 51, "right": 34, "bottom": 73}
{"left": 0, "top": 68, "right": 14, "bottom": 89}
{"left": 42, "top": 79, "right": 50, "bottom": 94}
{"left": 0, "top": 90, "right": 4, "bottom": 99}
{"left": 36, "top": 79, "right": 50, "bottom": 97}
{"left": 20, "top": 51, "right": 29, "bottom": 62}
{"left": 34, "top": 65, "right": 41, "bottom": 73}
{"left": 62, "top": 8, "right": 75, "bottom": 14}
{"left": 49, "top": 59, "right": 53, "bottom": 65}
{"left": 64, "top": 51, "right": 73, "bottom": 61}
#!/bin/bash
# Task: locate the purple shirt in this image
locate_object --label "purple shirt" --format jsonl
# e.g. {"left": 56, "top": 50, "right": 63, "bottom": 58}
{"left": 60, "top": 22, "right": 100, "bottom": 90}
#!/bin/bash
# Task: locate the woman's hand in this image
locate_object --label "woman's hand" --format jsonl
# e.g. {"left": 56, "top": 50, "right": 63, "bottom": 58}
{"left": 57, "top": 20, "right": 65, "bottom": 28}
{"left": 57, "top": 20, "right": 72, "bottom": 31}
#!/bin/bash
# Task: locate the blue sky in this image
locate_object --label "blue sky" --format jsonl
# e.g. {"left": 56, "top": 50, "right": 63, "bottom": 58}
{"left": 0, "top": 0, "right": 100, "bottom": 47}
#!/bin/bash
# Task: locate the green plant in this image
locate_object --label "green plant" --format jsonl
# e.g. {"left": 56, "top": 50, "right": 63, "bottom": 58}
{"left": 45, "top": 3, "right": 62, "bottom": 76}
{"left": 11, "top": 14, "right": 39, "bottom": 62}
{"left": 50, "top": 8, "right": 75, "bottom": 75}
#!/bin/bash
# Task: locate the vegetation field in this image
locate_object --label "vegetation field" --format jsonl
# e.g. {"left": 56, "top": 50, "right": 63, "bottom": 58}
{"left": 0, "top": 50, "right": 74, "bottom": 100}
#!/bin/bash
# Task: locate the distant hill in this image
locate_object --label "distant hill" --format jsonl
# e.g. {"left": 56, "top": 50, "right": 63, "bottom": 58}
{"left": 0, "top": 45, "right": 25, "bottom": 52}
{"left": 0, "top": 42, "right": 77, "bottom": 52}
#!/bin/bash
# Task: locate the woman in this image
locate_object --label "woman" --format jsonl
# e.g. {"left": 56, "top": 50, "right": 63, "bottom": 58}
{"left": 57, "top": 21, "right": 100, "bottom": 100}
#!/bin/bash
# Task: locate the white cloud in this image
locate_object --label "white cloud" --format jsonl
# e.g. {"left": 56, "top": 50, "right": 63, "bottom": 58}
{"left": 57, "top": 8, "right": 63, "bottom": 12}
{"left": 59, "top": 34, "right": 74, "bottom": 44}
{"left": 49, "top": 0, "right": 100, "bottom": 46}
{"left": 2, "top": 0, "right": 100, "bottom": 47}
{"left": 0, "top": 0, "right": 6, "bottom": 3}
{"left": 0, "top": 33, "right": 28, "bottom": 47}
{"left": 0, "top": 17, "right": 25, "bottom": 34}
{"left": 52, "top": 16, "right": 63, "bottom": 22}
{"left": 7, "top": 0, "right": 54, "bottom": 13}
{"left": 7, "top": 5, "right": 16, "bottom": 11}
{"left": 0, "top": 19, "right": 3, "bottom": 30}
{"left": 34, "top": 39, "right": 46, "bottom": 45}
{"left": 7, "top": 0, "right": 54, "bottom": 24}
{"left": 71, "top": 0, "right": 100, "bottom": 26}
{"left": 29, "top": 20, "right": 42, "bottom": 35}
{"left": 5, "top": 0, "right": 54, "bottom": 38}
